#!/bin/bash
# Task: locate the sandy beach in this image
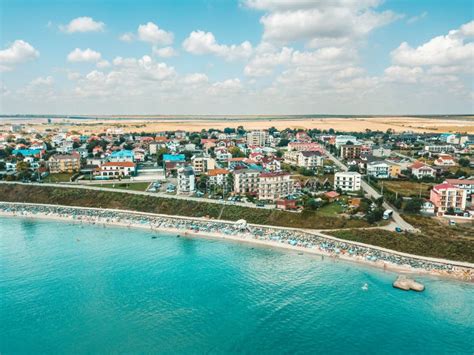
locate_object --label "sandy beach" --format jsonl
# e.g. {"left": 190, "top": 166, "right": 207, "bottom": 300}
{"left": 1, "top": 202, "right": 472, "bottom": 282}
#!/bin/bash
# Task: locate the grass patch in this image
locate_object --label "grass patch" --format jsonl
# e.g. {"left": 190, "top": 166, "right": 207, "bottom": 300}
{"left": 382, "top": 180, "right": 435, "bottom": 198}
{"left": 90, "top": 182, "right": 150, "bottom": 192}
{"left": 0, "top": 184, "right": 371, "bottom": 230}
{"left": 317, "top": 202, "right": 343, "bottom": 216}
{"left": 42, "top": 173, "right": 74, "bottom": 183}
{"left": 328, "top": 226, "right": 474, "bottom": 263}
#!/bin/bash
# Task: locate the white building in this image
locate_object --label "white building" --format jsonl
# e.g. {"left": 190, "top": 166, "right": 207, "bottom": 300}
{"left": 95, "top": 162, "right": 136, "bottom": 178}
{"left": 367, "top": 161, "right": 390, "bottom": 179}
{"left": 334, "top": 171, "right": 362, "bottom": 192}
{"left": 192, "top": 154, "right": 216, "bottom": 174}
{"left": 335, "top": 135, "right": 358, "bottom": 149}
{"left": 233, "top": 169, "right": 260, "bottom": 195}
{"left": 410, "top": 162, "right": 436, "bottom": 179}
{"left": 258, "top": 171, "right": 294, "bottom": 201}
{"left": 246, "top": 130, "right": 269, "bottom": 146}
{"left": 177, "top": 166, "right": 195, "bottom": 195}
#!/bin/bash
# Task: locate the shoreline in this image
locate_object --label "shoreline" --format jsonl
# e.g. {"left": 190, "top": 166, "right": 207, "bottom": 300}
{"left": 0, "top": 202, "right": 473, "bottom": 282}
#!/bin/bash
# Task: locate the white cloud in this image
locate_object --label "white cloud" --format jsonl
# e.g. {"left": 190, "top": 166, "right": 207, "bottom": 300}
{"left": 208, "top": 78, "right": 243, "bottom": 95}
{"left": 183, "top": 30, "right": 253, "bottom": 61}
{"left": 67, "top": 72, "right": 81, "bottom": 80}
{"left": 183, "top": 73, "right": 208, "bottom": 85}
{"left": 384, "top": 65, "right": 423, "bottom": 83}
{"left": 119, "top": 32, "right": 134, "bottom": 42}
{"left": 30, "top": 76, "right": 54, "bottom": 86}
{"left": 407, "top": 11, "right": 427, "bottom": 24}
{"left": 67, "top": 48, "right": 102, "bottom": 62}
{"left": 60, "top": 17, "right": 105, "bottom": 33}
{"left": 0, "top": 40, "right": 39, "bottom": 71}
{"left": 138, "top": 22, "right": 174, "bottom": 45}
{"left": 391, "top": 21, "right": 474, "bottom": 70}
{"left": 97, "top": 59, "right": 111, "bottom": 68}
{"left": 153, "top": 46, "right": 178, "bottom": 58}
{"left": 246, "top": 1, "right": 398, "bottom": 46}
{"left": 244, "top": 46, "right": 292, "bottom": 77}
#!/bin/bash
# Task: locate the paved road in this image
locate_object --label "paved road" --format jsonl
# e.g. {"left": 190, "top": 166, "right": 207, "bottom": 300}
{"left": 322, "top": 146, "right": 417, "bottom": 231}
{"left": 392, "top": 151, "right": 416, "bottom": 162}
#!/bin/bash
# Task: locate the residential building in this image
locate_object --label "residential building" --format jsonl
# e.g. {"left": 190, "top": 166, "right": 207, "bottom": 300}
{"left": 409, "top": 162, "right": 436, "bottom": 179}
{"left": 287, "top": 142, "right": 322, "bottom": 152}
{"left": 298, "top": 151, "right": 323, "bottom": 169}
{"left": 424, "top": 145, "right": 455, "bottom": 154}
{"left": 445, "top": 179, "right": 474, "bottom": 200}
{"left": 367, "top": 161, "right": 390, "bottom": 179}
{"left": 340, "top": 144, "right": 362, "bottom": 159}
{"left": 334, "top": 171, "right": 362, "bottom": 192}
{"left": 95, "top": 161, "right": 136, "bottom": 178}
{"left": 434, "top": 154, "right": 456, "bottom": 167}
{"left": 108, "top": 150, "right": 134, "bottom": 162}
{"left": 246, "top": 130, "right": 269, "bottom": 146}
{"left": 48, "top": 153, "right": 81, "bottom": 173}
{"left": 387, "top": 162, "right": 401, "bottom": 178}
{"left": 233, "top": 169, "right": 260, "bottom": 195}
{"left": 177, "top": 166, "right": 195, "bottom": 195}
{"left": 258, "top": 171, "right": 293, "bottom": 201}
{"left": 192, "top": 154, "right": 216, "bottom": 174}
{"left": 207, "top": 168, "right": 230, "bottom": 187}
{"left": 335, "top": 135, "right": 358, "bottom": 148}
{"left": 430, "top": 183, "right": 467, "bottom": 215}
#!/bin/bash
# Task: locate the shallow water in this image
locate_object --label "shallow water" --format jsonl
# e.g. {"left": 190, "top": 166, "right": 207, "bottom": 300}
{"left": 1, "top": 217, "right": 473, "bottom": 354}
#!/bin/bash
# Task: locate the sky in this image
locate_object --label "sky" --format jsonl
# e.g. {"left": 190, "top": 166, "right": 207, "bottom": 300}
{"left": 0, "top": 0, "right": 473, "bottom": 115}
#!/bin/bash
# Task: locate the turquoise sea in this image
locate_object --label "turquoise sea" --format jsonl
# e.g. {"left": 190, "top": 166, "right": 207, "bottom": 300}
{"left": 1, "top": 216, "right": 473, "bottom": 354}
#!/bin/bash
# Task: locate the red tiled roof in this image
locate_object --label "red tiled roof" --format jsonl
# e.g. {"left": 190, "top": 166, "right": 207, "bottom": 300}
{"left": 102, "top": 161, "right": 135, "bottom": 167}
{"left": 445, "top": 179, "right": 474, "bottom": 185}
{"left": 207, "top": 169, "right": 229, "bottom": 176}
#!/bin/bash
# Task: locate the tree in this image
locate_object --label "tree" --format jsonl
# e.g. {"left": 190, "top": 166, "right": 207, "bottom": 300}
{"left": 229, "top": 147, "right": 245, "bottom": 158}
{"left": 305, "top": 198, "right": 321, "bottom": 210}
{"left": 277, "top": 139, "right": 290, "bottom": 147}
{"left": 367, "top": 207, "right": 384, "bottom": 224}
{"left": 459, "top": 158, "right": 469, "bottom": 167}
{"left": 404, "top": 198, "right": 422, "bottom": 214}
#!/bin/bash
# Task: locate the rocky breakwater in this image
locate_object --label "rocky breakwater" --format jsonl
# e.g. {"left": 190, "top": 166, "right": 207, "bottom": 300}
{"left": 393, "top": 275, "right": 425, "bottom": 292}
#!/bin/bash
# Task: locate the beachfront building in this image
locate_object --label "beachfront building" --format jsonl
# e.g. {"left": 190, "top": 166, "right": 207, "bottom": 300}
{"left": 48, "top": 153, "right": 81, "bottom": 173}
{"left": 367, "top": 161, "right": 390, "bottom": 179}
{"left": 233, "top": 169, "right": 260, "bottom": 195}
{"left": 430, "top": 183, "right": 467, "bottom": 215}
{"left": 192, "top": 154, "right": 216, "bottom": 174}
{"left": 258, "top": 171, "right": 294, "bottom": 201}
{"left": 409, "top": 162, "right": 436, "bottom": 179}
{"left": 246, "top": 130, "right": 269, "bottom": 147}
{"left": 95, "top": 161, "right": 136, "bottom": 178}
{"left": 207, "top": 169, "right": 230, "bottom": 190}
{"left": 334, "top": 171, "right": 362, "bottom": 192}
{"left": 177, "top": 166, "right": 195, "bottom": 195}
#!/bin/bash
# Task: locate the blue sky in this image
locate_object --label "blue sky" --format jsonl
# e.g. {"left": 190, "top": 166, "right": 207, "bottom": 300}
{"left": 1, "top": 0, "right": 473, "bottom": 114}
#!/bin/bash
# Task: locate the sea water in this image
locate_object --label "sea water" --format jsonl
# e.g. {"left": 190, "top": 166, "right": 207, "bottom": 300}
{"left": 1, "top": 217, "right": 473, "bottom": 354}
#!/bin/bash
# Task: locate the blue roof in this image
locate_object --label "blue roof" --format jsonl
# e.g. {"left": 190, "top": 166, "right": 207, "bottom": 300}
{"left": 12, "top": 149, "right": 42, "bottom": 156}
{"left": 110, "top": 150, "right": 134, "bottom": 158}
{"left": 248, "top": 164, "right": 263, "bottom": 171}
{"left": 163, "top": 154, "right": 185, "bottom": 162}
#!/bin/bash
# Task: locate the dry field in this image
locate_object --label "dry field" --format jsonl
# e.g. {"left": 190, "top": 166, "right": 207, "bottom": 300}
{"left": 1, "top": 115, "right": 473, "bottom": 134}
